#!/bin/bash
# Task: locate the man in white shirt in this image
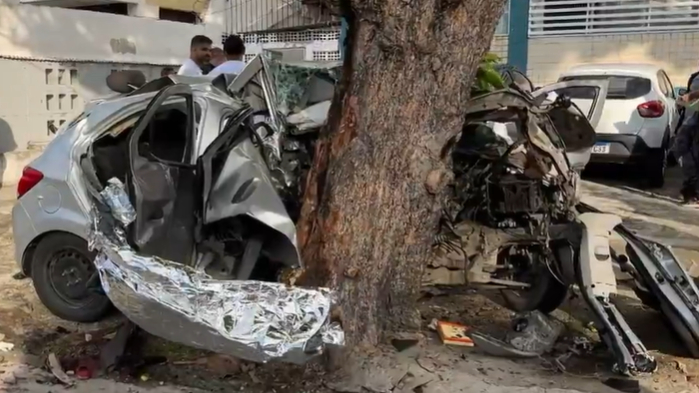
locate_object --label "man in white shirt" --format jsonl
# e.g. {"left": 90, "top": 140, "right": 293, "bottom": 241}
{"left": 208, "top": 35, "right": 246, "bottom": 78}
{"left": 177, "top": 35, "right": 213, "bottom": 76}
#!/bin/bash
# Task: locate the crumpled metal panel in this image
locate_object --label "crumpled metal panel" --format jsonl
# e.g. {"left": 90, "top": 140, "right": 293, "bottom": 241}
{"left": 248, "top": 53, "right": 340, "bottom": 192}
{"left": 91, "top": 183, "right": 344, "bottom": 364}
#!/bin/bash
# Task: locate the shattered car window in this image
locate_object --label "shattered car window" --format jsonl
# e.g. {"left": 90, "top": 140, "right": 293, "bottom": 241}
{"left": 264, "top": 55, "right": 341, "bottom": 115}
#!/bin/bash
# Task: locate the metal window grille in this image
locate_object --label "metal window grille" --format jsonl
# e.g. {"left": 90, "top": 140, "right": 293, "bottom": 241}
{"left": 529, "top": 0, "right": 699, "bottom": 36}
{"left": 312, "top": 50, "right": 341, "bottom": 61}
{"left": 236, "top": 27, "right": 340, "bottom": 44}
{"left": 226, "top": 0, "right": 339, "bottom": 34}
{"left": 495, "top": 0, "right": 511, "bottom": 35}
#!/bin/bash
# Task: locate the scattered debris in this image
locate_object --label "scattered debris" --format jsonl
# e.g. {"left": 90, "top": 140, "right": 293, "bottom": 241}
{"left": 47, "top": 353, "right": 73, "bottom": 386}
{"left": 571, "top": 336, "right": 593, "bottom": 354}
{"left": 85, "top": 333, "right": 93, "bottom": 342}
{"left": 436, "top": 321, "right": 474, "bottom": 347}
{"left": 506, "top": 311, "right": 563, "bottom": 354}
{"left": 75, "top": 365, "right": 92, "bottom": 380}
{"left": 100, "top": 321, "right": 137, "bottom": 372}
{"left": 11, "top": 272, "right": 27, "bottom": 280}
{"left": 171, "top": 358, "right": 208, "bottom": 366}
{"left": 1, "top": 371, "right": 16, "bottom": 385}
{"left": 676, "top": 360, "right": 688, "bottom": 374}
{"left": 603, "top": 377, "right": 641, "bottom": 393}
{"left": 427, "top": 319, "right": 439, "bottom": 331}
{"left": 0, "top": 341, "right": 14, "bottom": 352}
{"left": 391, "top": 338, "right": 420, "bottom": 353}
{"left": 470, "top": 332, "right": 539, "bottom": 358}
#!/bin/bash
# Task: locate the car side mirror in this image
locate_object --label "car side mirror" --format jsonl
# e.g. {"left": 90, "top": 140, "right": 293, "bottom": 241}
{"left": 677, "top": 87, "right": 688, "bottom": 97}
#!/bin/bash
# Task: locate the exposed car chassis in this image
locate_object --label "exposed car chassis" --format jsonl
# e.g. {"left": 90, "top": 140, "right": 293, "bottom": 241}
{"left": 431, "top": 84, "right": 699, "bottom": 375}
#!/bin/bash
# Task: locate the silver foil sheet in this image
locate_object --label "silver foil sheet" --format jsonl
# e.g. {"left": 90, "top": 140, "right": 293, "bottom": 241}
{"left": 99, "top": 177, "right": 136, "bottom": 226}
{"left": 91, "top": 188, "right": 344, "bottom": 364}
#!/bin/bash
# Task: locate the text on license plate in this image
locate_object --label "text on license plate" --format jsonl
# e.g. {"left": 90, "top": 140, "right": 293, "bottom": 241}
{"left": 592, "top": 143, "right": 610, "bottom": 154}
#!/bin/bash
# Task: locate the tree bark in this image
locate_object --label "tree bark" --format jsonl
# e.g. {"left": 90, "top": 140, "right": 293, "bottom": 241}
{"left": 297, "top": 0, "right": 507, "bottom": 346}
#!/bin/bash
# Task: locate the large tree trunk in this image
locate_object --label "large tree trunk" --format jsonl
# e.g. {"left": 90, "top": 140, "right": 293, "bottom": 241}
{"left": 297, "top": 0, "right": 507, "bottom": 346}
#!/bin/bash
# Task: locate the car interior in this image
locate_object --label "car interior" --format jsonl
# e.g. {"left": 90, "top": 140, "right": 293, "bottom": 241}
{"left": 91, "top": 103, "right": 196, "bottom": 185}
{"left": 88, "top": 102, "right": 200, "bottom": 263}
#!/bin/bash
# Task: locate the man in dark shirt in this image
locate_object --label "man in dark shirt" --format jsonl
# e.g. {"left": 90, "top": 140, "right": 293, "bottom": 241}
{"left": 676, "top": 77, "right": 699, "bottom": 205}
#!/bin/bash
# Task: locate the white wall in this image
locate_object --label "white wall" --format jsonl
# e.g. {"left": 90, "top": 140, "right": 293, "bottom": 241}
{"left": 527, "top": 32, "right": 699, "bottom": 86}
{"left": 0, "top": 2, "right": 225, "bottom": 64}
{"left": 0, "top": 1, "right": 228, "bottom": 186}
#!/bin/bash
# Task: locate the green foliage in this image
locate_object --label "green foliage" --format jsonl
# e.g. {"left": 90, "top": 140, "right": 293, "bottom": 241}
{"left": 471, "top": 52, "right": 506, "bottom": 97}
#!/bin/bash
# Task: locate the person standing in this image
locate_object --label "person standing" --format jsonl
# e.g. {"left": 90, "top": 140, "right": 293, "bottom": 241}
{"left": 202, "top": 47, "right": 225, "bottom": 74}
{"left": 160, "top": 67, "right": 175, "bottom": 77}
{"left": 177, "top": 35, "right": 212, "bottom": 76}
{"left": 675, "top": 78, "right": 699, "bottom": 204}
{"left": 207, "top": 35, "right": 246, "bottom": 78}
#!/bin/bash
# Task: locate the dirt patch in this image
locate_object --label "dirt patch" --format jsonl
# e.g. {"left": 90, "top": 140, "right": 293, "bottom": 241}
{"left": 4, "top": 182, "right": 699, "bottom": 393}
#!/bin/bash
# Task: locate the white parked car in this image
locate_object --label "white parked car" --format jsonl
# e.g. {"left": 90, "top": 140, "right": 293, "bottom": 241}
{"left": 557, "top": 63, "right": 680, "bottom": 188}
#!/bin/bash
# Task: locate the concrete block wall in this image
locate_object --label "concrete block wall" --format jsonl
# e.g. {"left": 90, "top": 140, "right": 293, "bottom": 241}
{"left": 0, "top": 59, "right": 164, "bottom": 186}
{"left": 527, "top": 32, "right": 699, "bottom": 86}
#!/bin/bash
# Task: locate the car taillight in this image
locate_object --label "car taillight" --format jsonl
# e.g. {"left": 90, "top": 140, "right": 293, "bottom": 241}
{"left": 17, "top": 167, "right": 44, "bottom": 199}
{"left": 637, "top": 100, "right": 665, "bottom": 118}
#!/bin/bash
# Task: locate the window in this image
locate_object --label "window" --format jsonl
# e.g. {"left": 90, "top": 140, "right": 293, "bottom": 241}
{"left": 159, "top": 8, "right": 198, "bottom": 24}
{"left": 92, "top": 101, "right": 202, "bottom": 185}
{"left": 660, "top": 71, "right": 675, "bottom": 98}
{"left": 560, "top": 75, "right": 651, "bottom": 100}
{"left": 495, "top": 0, "right": 510, "bottom": 35}
{"left": 529, "top": 0, "right": 699, "bottom": 36}
{"left": 69, "top": 2, "right": 128, "bottom": 15}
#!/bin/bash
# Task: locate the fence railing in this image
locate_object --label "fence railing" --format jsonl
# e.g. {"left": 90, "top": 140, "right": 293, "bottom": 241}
{"left": 529, "top": 0, "right": 699, "bottom": 36}
{"left": 226, "top": 0, "right": 338, "bottom": 34}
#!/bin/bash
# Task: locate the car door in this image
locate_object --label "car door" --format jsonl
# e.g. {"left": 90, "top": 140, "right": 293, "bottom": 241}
{"left": 126, "top": 84, "right": 198, "bottom": 264}
{"left": 197, "top": 108, "right": 300, "bottom": 275}
{"left": 659, "top": 70, "right": 679, "bottom": 136}
{"left": 530, "top": 80, "right": 609, "bottom": 171}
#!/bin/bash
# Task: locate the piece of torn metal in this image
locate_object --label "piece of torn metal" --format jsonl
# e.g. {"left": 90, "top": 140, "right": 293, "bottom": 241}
{"left": 470, "top": 332, "right": 539, "bottom": 358}
{"left": 91, "top": 182, "right": 344, "bottom": 364}
{"left": 470, "top": 311, "right": 562, "bottom": 359}
{"left": 507, "top": 311, "right": 563, "bottom": 354}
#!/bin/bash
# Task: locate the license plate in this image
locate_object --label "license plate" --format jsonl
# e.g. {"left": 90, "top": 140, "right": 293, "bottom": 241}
{"left": 592, "top": 143, "right": 610, "bottom": 154}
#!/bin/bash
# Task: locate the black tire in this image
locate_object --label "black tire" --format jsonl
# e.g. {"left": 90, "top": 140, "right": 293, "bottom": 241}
{"left": 501, "top": 257, "right": 570, "bottom": 314}
{"left": 645, "top": 144, "right": 668, "bottom": 189}
{"left": 31, "top": 233, "right": 111, "bottom": 322}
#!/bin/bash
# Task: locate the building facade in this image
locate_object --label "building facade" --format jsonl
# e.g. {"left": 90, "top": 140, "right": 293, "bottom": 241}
{"left": 0, "top": 0, "right": 226, "bottom": 185}
{"left": 226, "top": 0, "right": 511, "bottom": 66}
{"left": 523, "top": 0, "right": 699, "bottom": 86}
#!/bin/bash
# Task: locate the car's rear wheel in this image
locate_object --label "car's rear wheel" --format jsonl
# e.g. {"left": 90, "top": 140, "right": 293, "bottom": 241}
{"left": 645, "top": 144, "right": 668, "bottom": 189}
{"left": 31, "top": 233, "right": 111, "bottom": 322}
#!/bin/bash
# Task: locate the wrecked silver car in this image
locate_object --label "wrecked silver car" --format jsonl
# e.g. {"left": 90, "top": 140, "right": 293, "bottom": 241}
{"left": 13, "top": 53, "right": 343, "bottom": 364}
{"left": 15, "top": 51, "right": 699, "bottom": 373}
